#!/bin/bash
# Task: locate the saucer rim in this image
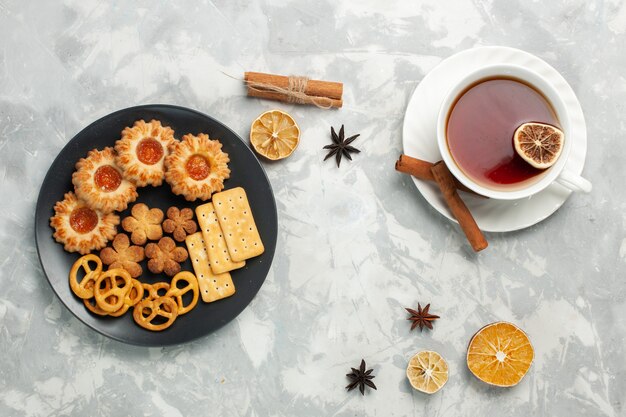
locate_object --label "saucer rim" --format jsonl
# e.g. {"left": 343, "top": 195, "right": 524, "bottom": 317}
{"left": 401, "top": 46, "right": 587, "bottom": 233}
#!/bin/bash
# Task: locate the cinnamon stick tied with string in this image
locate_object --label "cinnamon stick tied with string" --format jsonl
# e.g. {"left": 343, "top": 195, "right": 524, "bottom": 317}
{"left": 395, "top": 154, "right": 480, "bottom": 195}
{"left": 430, "top": 162, "right": 488, "bottom": 252}
{"left": 244, "top": 72, "right": 343, "bottom": 108}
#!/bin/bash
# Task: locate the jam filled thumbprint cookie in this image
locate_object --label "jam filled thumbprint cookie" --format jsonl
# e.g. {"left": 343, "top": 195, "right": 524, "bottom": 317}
{"left": 72, "top": 147, "right": 138, "bottom": 213}
{"left": 115, "top": 119, "right": 175, "bottom": 187}
{"left": 164, "top": 133, "right": 230, "bottom": 201}
{"left": 50, "top": 192, "right": 120, "bottom": 254}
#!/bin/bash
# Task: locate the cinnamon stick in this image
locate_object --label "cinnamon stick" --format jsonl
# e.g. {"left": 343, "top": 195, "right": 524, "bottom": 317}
{"left": 244, "top": 72, "right": 343, "bottom": 108}
{"left": 395, "top": 154, "right": 481, "bottom": 196}
{"left": 245, "top": 72, "right": 343, "bottom": 99}
{"left": 430, "top": 162, "right": 488, "bottom": 252}
{"left": 246, "top": 87, "right": 343, "bottom": 108}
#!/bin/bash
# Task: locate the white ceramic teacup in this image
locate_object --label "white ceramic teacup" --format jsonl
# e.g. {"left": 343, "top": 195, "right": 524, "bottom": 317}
{"left": 436, "top": 64, "right": 592, "bottom": 200}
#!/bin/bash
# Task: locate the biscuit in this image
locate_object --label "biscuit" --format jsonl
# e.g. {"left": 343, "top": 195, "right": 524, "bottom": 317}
{"left": 196, "top": 202, "right": 245, "bottom": 274}
{"left": 122, "top": 203, "right": 164, "bottom": 245}
{"left": 166, "top": 271, "right": 199, "bottom": 314}
{"left": 69, "top": 254, "right": 103, "bottom": 299}
{"left": 72, "top": 147, "right": 138, "bottom": 213}
{"left": 185, "top": 232, "right": 235, "bottom": 303}
{"left": 145, "top": 237, "right": 188, "bottom": 276}
{"left": 162, "top": 207, "right": 197, "bottom": 242}
{"left": 115, "top": 119, "right": 175, "bottom": 187}
{"left": 164, "top": 133, "right": 230, "bottom": 201}
{"left": 212, "top": 187, "right": 264, "bottom": 262}
{"left": 50, "top": 192, "right": 119, "bottom": 255}
{"left": 99, "top": 233, "right": 145, "bottom": 278}
{"left": 133, "top": 296, "right": 178, "bottom": 331}
{"left": 94, "top": 268, "right": 132, "bottom": 313}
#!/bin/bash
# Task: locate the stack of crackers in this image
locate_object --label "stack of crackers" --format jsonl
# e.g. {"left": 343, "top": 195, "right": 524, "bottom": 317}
{"left": 186, "top": 187, "right": 264, "bottom": 303}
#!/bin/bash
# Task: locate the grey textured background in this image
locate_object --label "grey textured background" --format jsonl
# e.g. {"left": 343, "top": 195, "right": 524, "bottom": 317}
{"left": 1, "top": 1, "right": 625, "bottom": 416}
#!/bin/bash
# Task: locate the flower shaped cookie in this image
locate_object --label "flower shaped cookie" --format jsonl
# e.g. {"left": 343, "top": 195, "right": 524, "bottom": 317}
{"left": 72, "top": 147, "right": 138, "bottom": 213}
{"left": 115, "top": 119, "right": 176, "bottom": 187}
{"left": 100, "top": 233, "right": 145, "bottom": 278}
{"left": 162, "top": 207, "right": 198, "bottom": 242}
{"left": 145, "top": 237, "right": 188, "bottom": 276}
{"left": 50, "top": 191, "right": 119, "bottom": 254}
{"left": 122, "top": 203, "right": 164, "bottom": 245}
{"left": 164, "top": 133, "right": 230, "bottom": 201}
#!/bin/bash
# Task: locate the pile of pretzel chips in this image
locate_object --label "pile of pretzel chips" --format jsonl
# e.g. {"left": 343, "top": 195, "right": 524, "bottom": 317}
{"left": 69, "top": 253, "right": 199, "bottom": 331}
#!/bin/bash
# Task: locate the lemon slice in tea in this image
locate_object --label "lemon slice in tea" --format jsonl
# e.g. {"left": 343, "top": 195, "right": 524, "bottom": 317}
{"left": 466, "top": 321, "right": 534, "bottom": 387}
{"left": 406, "top": 350, "right": 449, "bottom": 394}
{"left": 250, "top": 110, "right": 300, "bottom": 160}
{"left": 513, "top": 122, "right": 564, "bottom": 169}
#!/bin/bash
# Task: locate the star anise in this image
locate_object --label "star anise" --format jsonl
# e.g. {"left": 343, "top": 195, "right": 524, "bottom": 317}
{"left": 346, "top": 359, "right": 377, "bottom": 395}
{"left": 406, "top": 303, "right": 440, "bottom": 331}
{"left": 323, "top": 125, "right": 360, "bottom": 167}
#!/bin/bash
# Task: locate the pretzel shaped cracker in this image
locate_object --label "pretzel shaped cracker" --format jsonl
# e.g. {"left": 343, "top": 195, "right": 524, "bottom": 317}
{"left": 83, "top": 277, "right": 112, "bottom": 315}
{"left": 94, "top": 268, "right": 132, "bottom": 313}
{"left": 126, "top": 279, "right": 144, "bottom": 306}
{"left": 140, "top": 282, "right": 170, "bottom": 301}
{"left": 84, "top": 297, "right": 110, "bottom": 316}
{"left": 133, "top": 296, "right": 178, "bottom": 331}
{"left": 141, "top": 283, "right": 153, "bottom": 300}
{"left": 108, "top": 279, "right": 144, "bottom": 317}
{"left": 108, "top": 302, "right": 129, "bottom": 317}
{"left": 166, "top": 271, "right": 199, "bottom": 315}
{"left": 69, "top": 254, "right": 103, "bottom": 299}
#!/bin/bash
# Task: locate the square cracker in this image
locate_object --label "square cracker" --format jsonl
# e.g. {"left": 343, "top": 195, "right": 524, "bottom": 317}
{"left": 196, "top": 202, "right": 245, "bottom": 274}
{"left": 185, "top": 232, "right": 235, "bottom": 303}
{"left": 212, "top": 187, "right": 265, "bottom": 262}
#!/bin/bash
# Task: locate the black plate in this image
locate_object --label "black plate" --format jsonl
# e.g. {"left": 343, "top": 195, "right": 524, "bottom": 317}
{"left": 34, "top": 104, "right": 277, "bottom": 346}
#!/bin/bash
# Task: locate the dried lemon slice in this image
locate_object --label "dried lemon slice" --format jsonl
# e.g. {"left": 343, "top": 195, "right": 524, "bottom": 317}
{"left": 250, "top": 110, "right": 300, "bottom": 160}
{"left": 513, "top": 122, "right": 564, "bottom": 169}
{"left": 466, "top": 321, "right": 534, "bottom": 387}
{"left": 406, "top": 350, "right": 449, "bottom": 394}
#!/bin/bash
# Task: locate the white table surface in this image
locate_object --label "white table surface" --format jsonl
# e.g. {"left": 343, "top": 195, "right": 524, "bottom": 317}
{"left": 0, "top": 1, "right": 624, "bottom": 416}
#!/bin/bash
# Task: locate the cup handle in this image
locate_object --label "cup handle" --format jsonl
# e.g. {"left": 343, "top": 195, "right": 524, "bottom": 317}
{"left": 556, "top": 169, "right": 592, "bottom": 193}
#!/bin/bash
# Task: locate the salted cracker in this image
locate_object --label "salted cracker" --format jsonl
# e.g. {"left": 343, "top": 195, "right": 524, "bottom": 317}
{"left": 185, "top": 232, "right": 235, "bottom": 303}
{"left": 212, "top": 187, "right": 264, "bottom": 262}
{"left": 196, "top": 202, "right": 245, "bottom": 274}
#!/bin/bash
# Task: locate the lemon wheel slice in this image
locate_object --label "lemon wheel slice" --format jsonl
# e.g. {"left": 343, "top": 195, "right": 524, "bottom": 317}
{"left": 513, "top": 122, "right": 564, "bottom": 169}
{"left": 250, "top": 110, "right": 300, "bottom": 160}
{"left": 406, "top": 350, "right": 449, "bottom": 394}
{"left": 466, "top": 321, "right": 534, "bottom": 387}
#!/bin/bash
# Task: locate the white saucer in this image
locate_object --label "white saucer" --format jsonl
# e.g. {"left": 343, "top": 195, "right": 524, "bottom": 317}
{"left": 402, "top": 46, "right": 588, "bottom": 232}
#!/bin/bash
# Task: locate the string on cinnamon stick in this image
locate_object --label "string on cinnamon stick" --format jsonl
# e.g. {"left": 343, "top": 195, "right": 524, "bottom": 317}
{"left": 430, "top": 162, "right": 488, "bottom": 252}
{"left": 395, "top": 154, "right": 482, "bottom": 196}
{"left": 244, "top": 72, "right": 343, "bottom": 108}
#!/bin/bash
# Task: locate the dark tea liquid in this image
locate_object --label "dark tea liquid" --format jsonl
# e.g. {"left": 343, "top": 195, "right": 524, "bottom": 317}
{"left": 446, "top": 78, "right": 559, "bottom": 190}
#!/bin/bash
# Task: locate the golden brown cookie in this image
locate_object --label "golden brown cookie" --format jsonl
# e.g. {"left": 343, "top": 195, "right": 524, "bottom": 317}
{"left": 69, "top": 254, "right": 103, "bottom": 299}
{"left": 145, "top": 237, "right": 188, "bottom": 276}
{"left": 84, "top": 297, "right": 110, "bottom": 316}
{"left": 108, "top": 278, "right": 144, "bottom": 317}
{"left": 50, "top": 192, "right": 119, "bottom": 254}
{"left": 133, "top": 296, "right": 178, "bottom": 331}
{"left": 166, "top": 271, "right": 199, "bottom": 315}
{"left": 164, "top": 133, "right": 230, "bottom": 201}
{"left": 99, "top": 233, "right": 145, "bottom": 278}
{"left": 121, "top": 203, "right": 164, "bottom": 245}
{"left": 115, "top": 120, "right": 176, "bottom": 187}
{"left": 72, "top": 147, "right": 138, "bottom": 213}
{"left": 162, "top": 207, "right": 197, "bottom": 242}
{"left": 94, "top": 268, "right": 132, "bottom": 313}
